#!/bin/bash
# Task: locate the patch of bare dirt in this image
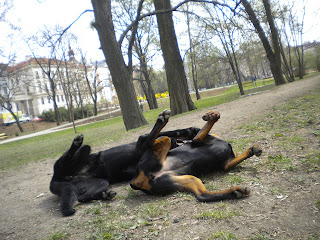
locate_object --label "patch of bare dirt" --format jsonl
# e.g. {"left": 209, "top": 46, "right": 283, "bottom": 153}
{"left": 0, "top": 76, "right": 319, "bottom": 240}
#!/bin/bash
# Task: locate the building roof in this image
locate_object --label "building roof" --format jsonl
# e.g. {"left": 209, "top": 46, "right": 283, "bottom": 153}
{"left": 7, "top": 57, "right": 85, "bottom": 72}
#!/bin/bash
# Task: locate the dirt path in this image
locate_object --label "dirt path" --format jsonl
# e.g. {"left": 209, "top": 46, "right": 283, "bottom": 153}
{"left": 0, "top": 76, "right": 319, "bottom": 240}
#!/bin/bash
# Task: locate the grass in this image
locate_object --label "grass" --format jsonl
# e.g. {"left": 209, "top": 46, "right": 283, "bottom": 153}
{"left": 196, "top": 202, "right": 240, "bottom": 221}
{"left": 138, "top": 200, "right": 168, "bottom": 219}
{"left": 209, "top": 230, "right": 237, "bottom": 240}
{"left": 196, "top": 208, "right": 240, "bottom": 220}
{"left": 46, "top": 230, "right": 70, "bottom": 240}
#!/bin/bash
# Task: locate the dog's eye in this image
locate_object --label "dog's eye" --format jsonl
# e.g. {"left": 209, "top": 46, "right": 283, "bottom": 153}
{"left": 150, "top": 174, "right": 155, "bottom": 180}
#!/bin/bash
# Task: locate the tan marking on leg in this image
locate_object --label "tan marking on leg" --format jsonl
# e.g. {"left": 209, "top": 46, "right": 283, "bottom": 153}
{"left": 210, "top": 133, "right": 222, "bottom": 139}
{"left": 171, "top": 175, "right": 245, "bottom": 196}
{"left": 224, "top": 145, "right": 262, "bottom": 170}
{"left": 152, "top": 137, "right": 171, "bottom": 165}
{"left": 193, "top": 111, "right": 220, "bottom": 142}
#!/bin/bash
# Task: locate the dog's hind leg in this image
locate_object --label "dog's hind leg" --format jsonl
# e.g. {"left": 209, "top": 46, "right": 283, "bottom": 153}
{"left": 76, "top": 178, "right": 116, "bottom": 202}
{"left": 57, "top": 183, "right": 79, "bottom": 216}
{"left": 158, "top": 127, "right": 201, "bottom": 140}
{"left": 136, "top": 110, "right": 171, "bottom": 150}
{"left": 147, "top": 109, "right": 171, "bottom": 145}
{"left": 60, "top": 134, "right": 84, "bottom": 160}
{"left": 224, "top": 145, "right": 262, "bottom": 170}
{"left": 171, "top": 175, "right": 250, "bottom": 202}
{"left": 193, "top": 111, "right": 220, "bottom": 143}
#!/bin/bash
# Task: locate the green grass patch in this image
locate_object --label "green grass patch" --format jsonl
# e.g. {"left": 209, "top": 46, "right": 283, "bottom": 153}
{"left": 302, "top": 154, "right": 320, "bottom": 172}
{"left": 209, "top": 230, "right": 237, "bottom": 240}
{"left": 83, "top": 206, "right": 130, "bottom": 240}
{"left": 138, "top": 200, "right": 168, "bottom": 219}
{"left": 46, "top": 230, "right": 70, "bottom": 240}
{"left": 267, "top": 155, "right": 295, "bottom": 171}
{"left": 196, "top": 209, "right": 240, "bottom": 220}
{"left": 225, "top": 175, "right": 245, "bottom": 185}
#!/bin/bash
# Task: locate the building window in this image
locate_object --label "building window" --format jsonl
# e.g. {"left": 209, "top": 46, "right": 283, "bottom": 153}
{"left": 35, "top": 71, "right": 39, "bottom": 79}
{"left": 47, "top": 96, "right": 50, "bottom": 103}
{"left": 42, "top": 72, "right": 46, "bottom": 78}
{"left": 61, "top": 95, "right": 64, "bottom": 102}
{"left": 57, "top": 95, "right": 60, "bottom": 102}
{"left": 41, "top": 97, "right": 44, "bottom": 105}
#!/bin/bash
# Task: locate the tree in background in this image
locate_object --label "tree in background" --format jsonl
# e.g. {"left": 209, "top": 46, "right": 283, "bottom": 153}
{"left": 28, "top": 26, "right": 66, "bottom": 126}
{"left": 241, "top": 0, "right": 286, "bottom": 85}
{"left": 80, "top": 51, "right": 100, "bottom": 116}
{"left": 185, "top": 2, "right": 200, "bottom": 100}
{"left": 91, "top": 0, "right": 147, "bottom": 130}
{"left": 153, "top": 0, "right": 196, "bottom": 115}
{"left": 0, "top": 63, "right": 32, "bottom": 133}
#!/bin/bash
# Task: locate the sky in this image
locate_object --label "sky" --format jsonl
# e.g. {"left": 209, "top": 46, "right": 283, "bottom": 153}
{"left": 1, "top": 0, "right": 320, "bottom": 64}
{"left": 1, "top": 0, "right": 104, "bottom": 62}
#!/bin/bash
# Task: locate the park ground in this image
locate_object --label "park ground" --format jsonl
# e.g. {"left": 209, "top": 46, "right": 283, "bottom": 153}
{"left": 0, "top": 76, "right": 319, "bottom": 240}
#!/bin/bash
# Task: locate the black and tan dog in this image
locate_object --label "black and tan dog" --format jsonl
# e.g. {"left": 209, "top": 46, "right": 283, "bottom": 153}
{"left": 130, "top": 110, "right": 262, "bottom": 201}
{"left": 50, "top": 112, "right": 201, "bottom": 216}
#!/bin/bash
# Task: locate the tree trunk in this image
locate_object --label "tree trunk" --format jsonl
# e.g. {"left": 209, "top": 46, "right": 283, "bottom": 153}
{"left": 8, "top": 109, "right": 24, "bottom": 133}
{"left": 186, "top": 3, "right": 200, "bottom": 100}
{"left": 76, "top": 82, "right": 85, "bottom": 119}
{"left": 139, "top": 54, "right": 158, "bottom": 109}
{"left": 91, "top": 0, "right": 147, "bottom": 130}
{"left": 227, "top": 28, "right": 244, "bottom": 95}
{"left": 49, "top": 77, "right": 61, "bottom": 126}
{"left": 241, "top": 0, "right": 286, "bottom": 85}
{"left": 153, "top": 0, "right": 196, "bottom": 115}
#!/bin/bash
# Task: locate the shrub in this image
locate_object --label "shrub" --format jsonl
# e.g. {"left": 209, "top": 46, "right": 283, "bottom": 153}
{"left": 40, "top": 105, "right": 94, "bottom": 122}
{"left": 40, "top": 110, "right": 56, "bottom": 122}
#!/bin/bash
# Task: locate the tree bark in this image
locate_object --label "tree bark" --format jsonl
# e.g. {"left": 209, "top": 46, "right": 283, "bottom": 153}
{"left": 140, "top": 59, "right": 158, "bottom": 109}
{"left": 8, "top": 109, "right": 24, "bottom": 133}
{"left": 154, "top": 0, "right": 196, "bottom": 115}
{"left": 135, "top": 40, "right": 158, "bottom": 110}
{"left": 186, "top": 3, "right": 200, "bottom": 100}
{"left": 241, "top": 0, "right": 286, "bottom": 85}
{"left": 91, "top": 0, "right": 147, "bottom": 130}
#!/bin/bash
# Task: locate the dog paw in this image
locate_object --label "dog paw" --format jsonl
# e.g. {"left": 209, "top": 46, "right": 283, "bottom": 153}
{"left": 74, "top": 134, "right": 84, "bottom": 147}
{"left": 202, "top": 111, "right": 220, "bottom": 122}
{"left": 102, "top": 190, "right": 117, "bottom": 201}
{"left": 251, "top": 145, "right": 262, "bottom": 157}
{"left": 158, "top": 109, "right": 171, "bottom": 123}
{"left": 61, "top": 207, "right": 76, "bottom": 217}
{"left": 232, "top": 187, "right": 250, "bottom": 199}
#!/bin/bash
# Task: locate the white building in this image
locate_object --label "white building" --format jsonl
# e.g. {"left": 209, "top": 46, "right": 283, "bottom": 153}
{"left": 95, "top": 60, "right": 116, "bottom": 103}
{"left": 0, "top": 57, "right": 116, "bottom": 117}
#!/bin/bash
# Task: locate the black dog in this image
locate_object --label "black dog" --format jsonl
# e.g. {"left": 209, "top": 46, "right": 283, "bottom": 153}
{"left": 50, "top": 110, "right": 201, "bottom": 216}
{"left": 130, "top": 110, "right": 262, "bottom": 201}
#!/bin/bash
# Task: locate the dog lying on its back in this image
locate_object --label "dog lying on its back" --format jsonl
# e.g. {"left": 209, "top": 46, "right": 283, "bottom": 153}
{"left": 130, "top": 110, "right": 262, "bottom": 201}
{"left": 50, "top": 110, "right": 262, "bottom": 216}
{"left": 50, "top": 111, "right": 200, "bottom": 216}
